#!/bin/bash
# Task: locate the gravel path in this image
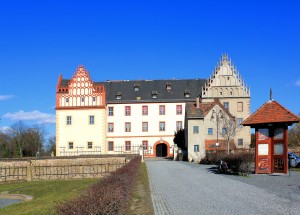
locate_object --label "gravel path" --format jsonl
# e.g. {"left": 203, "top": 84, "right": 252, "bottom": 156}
{"left": 146, "top": 159, "right": 300, "bottom": 215}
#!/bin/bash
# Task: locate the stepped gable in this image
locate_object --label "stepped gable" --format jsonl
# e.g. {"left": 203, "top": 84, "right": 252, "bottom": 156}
{"left": 242, "top": 100, "right": 300, "bottom": 126}
{"left": 202, "top": 53, "right": 250, "bottom": 98}
{"left": 100, "top": 79, "right": 206, "bottom": 103}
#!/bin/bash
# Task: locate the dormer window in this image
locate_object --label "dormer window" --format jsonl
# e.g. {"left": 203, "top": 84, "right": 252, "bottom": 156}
{"left": 184, "top": 89, "right": 191, "bottom": 98}
{"left": 152, "top": 91, "right": 158, "bottom": 99}
{"left": 116, "top": 92, "right": 122, "bottom": 100}
{"left": 166, "top": 82, "right": 171, "bottom": 91}
{"left": 134, "top": 84, "right": 140, "bottom": 91}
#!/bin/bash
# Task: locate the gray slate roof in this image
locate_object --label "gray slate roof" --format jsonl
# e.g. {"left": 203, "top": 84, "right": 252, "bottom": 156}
{"left": 60, "top": 79, "right": 207, "bottom": 103}
{"left": 100, "top": 79, "right": 206, "bottom": 103}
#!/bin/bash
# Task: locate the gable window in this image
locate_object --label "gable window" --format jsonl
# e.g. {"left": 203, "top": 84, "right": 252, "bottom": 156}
{"left": 142, "top": 141, "right": 148, "bottom": 150}
{"left": 108, "top": 123, "right": 114, "bottom": 132}
{"left": 142, "top": 122, "right": 148, "bottom": 132}
{"left": 125, "top": 106, "right": 131, "bottom": 116}
{"left": 116, "top": 92, "right": 122, "bottom": 100}
{"left": 134, "top": 84, "right": 139, "bottom": 91}
{"left": 142, "top": 106, "right": 148, "bottom": 115}
{"left": 108, "top": 107, "right": 114, "bottom": 116}
{"left": 159, "top": 105, "right": 165, "bottom": 115}
{"left": 176, "top": 121, "right": 182, "bottom": 130}
{"left": 184, "top": 89, "right": 190, "bottom": 98}
{"left": 176, "top": 105, "right": 182, "bottom": 115}
{"left": 237, "top": 118, "right": 243, "bottom": 128}
{"left": 125, "top": 122, "right": 131, "bottom": 132}
{"left": 223, "top": 102, "right": 229, "bottom": 110}
{"left": 89, "top": 115, "right": 95, "bottom": 125}
{"left": 152, "top": 91, "right": 158, "bottom": 99}
{"left": 208, "top": 128, "right": 213, "bottom": 135}
{"left": 87, "top": 142, "right": 93, "bottom": 149}
{"left": 194, "top": 145, "right": 199, "bottom": 152}
{"left": 66, "top": 116, "right": 72, "bottom": 125}
{"left": 68, "top": 142, "right": 74, "bottom": 149}
{"left": 237, "top": 102, "right": 243, "bottom": 112}
{"left": 125, "top": 141, "right": 131, "bottom": 151}
{"left": 159, "top": 122, "right": 165, "bottom": 131}
{"left": 222, "top": 127, "right": 227, "bottom": 134}
{"left": 166, "top": 82, "right": 172, "bottom": 91}
{"left": 108, "top": 141, "right": 114, "bottom": 151}
{"left": 238, "top": 139, "right": 243, "bottom": 146}
{"left": 193, "top": 126, "right": 199, "bottom": 134}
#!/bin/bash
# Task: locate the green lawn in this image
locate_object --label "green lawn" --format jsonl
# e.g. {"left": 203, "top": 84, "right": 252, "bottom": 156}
{"left": 0, "top": 178, "right": 99, "bottom": 215}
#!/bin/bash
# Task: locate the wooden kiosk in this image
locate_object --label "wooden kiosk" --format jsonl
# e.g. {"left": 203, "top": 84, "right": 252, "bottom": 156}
{"left": 242, "top": 99, "right": 300, "bottom": 174}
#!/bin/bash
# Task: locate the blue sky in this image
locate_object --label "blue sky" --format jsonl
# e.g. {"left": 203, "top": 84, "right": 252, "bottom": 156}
{"left": 0, "top": 0, "right": 299, "bottom": 139}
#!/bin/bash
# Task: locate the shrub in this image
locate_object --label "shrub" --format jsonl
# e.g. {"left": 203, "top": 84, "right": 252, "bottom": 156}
{"left": 56, "top": 156, "right": 141, "bottom": 215}
{"left": 222, "top": 152, "right": 255, "bottom": 175}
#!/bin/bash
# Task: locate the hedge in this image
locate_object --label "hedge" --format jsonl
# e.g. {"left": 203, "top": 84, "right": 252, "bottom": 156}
{"left": 56, "top": 156, "right": 141, "bottom": 215}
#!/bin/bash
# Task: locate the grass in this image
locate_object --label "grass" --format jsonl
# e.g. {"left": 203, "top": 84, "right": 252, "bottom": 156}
{"left": 126, "top": 162, "right": 154, "bottom": 215}
{"left": 0, "top": 178, "right": 98, "bottom": 215}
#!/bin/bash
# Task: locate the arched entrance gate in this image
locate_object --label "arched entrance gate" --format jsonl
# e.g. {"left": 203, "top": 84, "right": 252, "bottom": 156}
{"left": 153, "top": 141, "right": 171, "bottom": 157}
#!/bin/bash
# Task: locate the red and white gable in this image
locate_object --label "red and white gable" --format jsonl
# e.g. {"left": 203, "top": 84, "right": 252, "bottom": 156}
{"left": 56, "top": 66, "right": 106, "bottom": 109}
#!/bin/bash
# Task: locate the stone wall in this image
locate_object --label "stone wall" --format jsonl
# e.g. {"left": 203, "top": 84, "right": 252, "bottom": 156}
{"left": 0, "top": 156, "right": 131, "bottom": 182}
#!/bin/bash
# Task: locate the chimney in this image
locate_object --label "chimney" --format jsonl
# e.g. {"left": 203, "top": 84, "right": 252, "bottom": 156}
{"left": 196, "top": 97, "right": 200, "bottom": 108}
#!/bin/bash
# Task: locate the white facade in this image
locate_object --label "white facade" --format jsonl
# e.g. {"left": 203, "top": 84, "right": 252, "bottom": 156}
{"left": 106, "top": 102, "right": 185, "bottom": 157}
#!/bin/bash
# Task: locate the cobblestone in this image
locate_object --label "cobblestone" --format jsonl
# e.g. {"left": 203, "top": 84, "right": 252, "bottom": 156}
{"left": 146, "top": 159, "right": 300, "bottom": 215}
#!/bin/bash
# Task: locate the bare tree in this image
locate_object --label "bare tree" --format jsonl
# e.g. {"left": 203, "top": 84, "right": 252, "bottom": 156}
{"left": 219, "top": 115, "right": 238, "bottom": 154}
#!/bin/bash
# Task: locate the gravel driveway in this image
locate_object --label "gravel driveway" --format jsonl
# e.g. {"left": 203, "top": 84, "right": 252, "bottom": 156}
{"left": 146, "top": 159, "right": 300, "bottom": 215}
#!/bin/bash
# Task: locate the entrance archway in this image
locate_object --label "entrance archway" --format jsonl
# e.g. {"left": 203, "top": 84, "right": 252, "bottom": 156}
{"left": 156, "top": 143, "right": 167, "bottom": 157}
{"left": 153, "top": 141, "right": 170, "bottom": 157}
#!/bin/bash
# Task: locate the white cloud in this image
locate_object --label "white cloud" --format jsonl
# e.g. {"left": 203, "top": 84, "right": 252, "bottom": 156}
{"left": 3, "top": 110, "right": 56, "bottom": 124}
{"left": 0, "top": 95, "right": 14, "bottom": 101}
{"left": 0, "top": 126, "right": 12, "bottom": 133}
{"left": 295, "top": 80, "right": 300, "bottom": 86}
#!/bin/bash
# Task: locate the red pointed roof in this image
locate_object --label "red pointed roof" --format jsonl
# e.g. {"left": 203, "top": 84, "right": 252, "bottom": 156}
{"left": 242, "top": 100, "right": 300, "bottom": 126}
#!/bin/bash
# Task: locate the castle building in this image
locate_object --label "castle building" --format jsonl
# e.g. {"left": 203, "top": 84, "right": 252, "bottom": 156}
{"left": 56, "top": 54, "right": 251, "bottom": 160}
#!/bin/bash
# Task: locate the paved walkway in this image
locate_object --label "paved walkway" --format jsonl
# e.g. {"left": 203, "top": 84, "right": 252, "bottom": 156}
{"left": 145, "top": 159, "right": 300, "bottom": 215}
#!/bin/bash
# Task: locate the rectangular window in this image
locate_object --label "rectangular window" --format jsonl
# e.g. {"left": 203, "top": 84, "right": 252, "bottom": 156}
{"left": 66, "top": 116, "right": 72, "bottom": 125}
{"left": 222, "top": 127, "right": 227, "bottom": 134}
{"left": 108, "top": 107, "right": 114, "bottom": 116}
{"left": 125, "top": 141, "right": 131, "bottom": 151}
{"left": 194, "top": 145, "right": 199, "bottom": 152}
{"left": 87, "top": 142, "right": 93, "bottom": 149}
{"left": 142, "top": 141, "right": 148, "bottom": 150}
{"left": 66, "top": 98, "right": 69, "bottom": 103}
{"left": 89, "top": 115, "right": 95, "bottom": 125}
{"left": 176, "top": 105, "right": 182, "bottom": 115}
{"left": 142, "top": 106, "right": 148, "bottom": 115}
{"left": 238, "top": 139, "right": 243, "bottom": 146}
{"left": 193, "top": 126, "right": 199, "bottom": 134}
{"left": 176, "top": 121, "right": 182, "bottom": 130}
{"left": 125, "top": 122, "right": 131, "bottom": 132}
{"left": 108, "top": 123, "right": 114, "bottom": 132}
{"left": 237, "top": 118, "right": 243, "bottom": 128}
{"left": 142, "top": 122, "right": 148, "bottom": 132}
{"left": 108, "top": 141, "right": 114, "bottom": 151}
{"left": 68, "top": 142, "right": 74, "bottom": 149}
{"left": 159, "top": 122, "right": 165, "bottom": 131}
{"left": 208, "top": 128, "right": 213, "bottom": 135}
{"left": 92, "top": 97, "right": 96, "bottom": 102}
{"left": 223, "top": 102, "right": 229, "bottom": 110}
{"left": 125, "top": 106, "right": 131, "bottom": 116}
{"left": 81, "top": 97, "right": 85, "bottom": 102}
{"left": 237, "top": 102, "right": 243, "bottom": 112}
{"left": 159, "top": 105, "right": 165, "bottom": 115}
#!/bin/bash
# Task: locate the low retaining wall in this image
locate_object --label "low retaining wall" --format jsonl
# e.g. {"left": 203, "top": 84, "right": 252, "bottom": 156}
{"left": 0, "top": 156, "right": 130, "bottom": 182}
